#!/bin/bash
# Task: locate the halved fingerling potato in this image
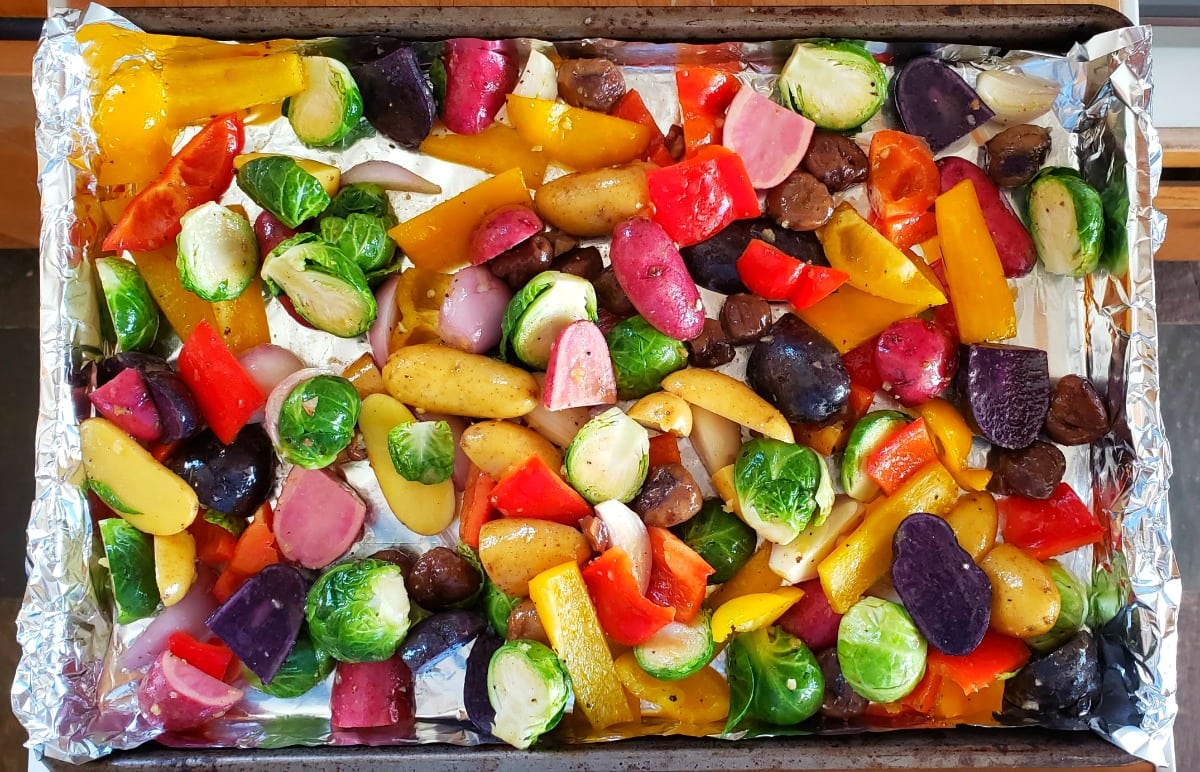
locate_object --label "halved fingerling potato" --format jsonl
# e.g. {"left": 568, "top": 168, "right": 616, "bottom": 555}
{"left": 662, "top": 368, "right": 794, "bottom": 443}
{"left": 461, "top": 419, "right": 563, "bottom": 479}
{"left": 535, "top": 163, "right": 650, "bottom": 237}
{"left": 690, "top": 405, "right": 743, "bottom": 475}
{"left": 626, "top": 392, "right": 694, "bottom": 437}
{"left": 383, "top": 343, "right": 539, "bottom": 418}
{"left": 980, "top": 543, "right": 1061, "bottom": 638}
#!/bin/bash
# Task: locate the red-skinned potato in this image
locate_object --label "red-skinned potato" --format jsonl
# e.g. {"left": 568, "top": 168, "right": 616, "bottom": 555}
{"left": 469, "top": 205, "right": 543, "bottom": 265}
{"left": 609, "top": 217, "right": 705, "bottom": 341}
{"left": 138, "top": 651, "right": 244, "bottom": 731}
{"left": 937, "top": 157, "right": 1037, "bottom": 277}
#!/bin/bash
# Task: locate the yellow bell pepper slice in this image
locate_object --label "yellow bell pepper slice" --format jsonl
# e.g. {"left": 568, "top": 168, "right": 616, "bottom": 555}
{"left": 816, "top": 203, "right": 947, "bottom": 307}
{"left": 914, "top": 397, "right": 992, "bottom": 491}
{"left": 92, "top": 63, "right": 173, "bottom": 186}
{"left": 420, "top": 124, "right": 549, "bottom": 188}
{"left": 934, "top": 180, "right": 1018, "bottom": 343}
{"left": 234, "top": 154, "right": 341, "bottom": 196}
{"left": 710, "top": 587, "right": 804, "bottom": 643}
{"left": 817, "top": 461, "right": 959, "bottom": 613}
{"left": 163, "top": 53, "right": 307, "bottom": 127}
{"left": 708, "top": 544, "right": 785, "bottom": 609}
{"left": 153, "top": 531, "right": 197, "bottom": 607}
{"left": 389, "top": 267, "right": 451, "bottom": 351}
{"left": 211, "top": 277, "right": 271, "bottom": 354}
{"left": 128, "top": 248, "right": 217, "bottom": 341}
{"left": 793, "top": 284, "right": 927, "bottom": 354}
{"left": 358, "top": 394, "right": 456, "bottom": 535}
{"left": 529, "top": 561, "right": 637, "bottom": 730}
{"left": 389, "top": 168, "right": 532, "bottom": 273}
{"left": 506, "top": 95, "right": 651, "bottom": 172}
{"left": 342, "top": 353, "right": 387, "bottom": 399}
{"left": 614, "top": 654, "right": 730, "bottom": 724}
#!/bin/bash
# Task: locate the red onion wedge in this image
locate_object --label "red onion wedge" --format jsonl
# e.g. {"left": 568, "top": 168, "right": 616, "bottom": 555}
{"left": 340, "top": 161, "right": 441, "bottom": 195}
{"left": 238, "top": 344, "right": 306, "bottom": 424}
{"left": 368, "top": 274, "right": 401, "bottom": 368}
{"left": 438, "top": 266, "right": 511, "bottom": 354}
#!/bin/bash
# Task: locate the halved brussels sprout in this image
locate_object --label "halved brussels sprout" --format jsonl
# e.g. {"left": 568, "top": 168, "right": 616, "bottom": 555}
{"left": 237, "top": 156, "right": 332, "bottom": 229}
{"left": 176, "top": 202, "right": 259, "bottom": 302}
{"left": 837, "top": 597, "right": 926, "bottom": 703}
{"left": 483, "top": 579, "right": 521, "bottom": 638}
{"left": 564, "top": 407, "right": 649, "bottom": 504}
{"left": 246, "top": 624, "right": 334, "bottom": 698}
{"left": 95, "top": 257, "right": 160, "bottom": 352}
{"left": 634, "top": 611, "right": 715, "bottom": 681}
{"left": 286, "top": 56, "right": 365, "bottom": 148}
{"left": 1027, "top": 167, "right": 1105, "bottom": 277}
{"left": 501, "top": 271, "right": 598, "bottom": 369}
{"left": 306, "top": 558, "right": 412, "bottom": 662}
{"left": 606, "top": 316, "right": 689, "bottom": 400}
{"left": 319, "top": 213, "right": 396, "bottom": 273}
{"left": 487, "top": 639, "right": 570, "bottom": 749}
{"left": 734, "top": 438, "right": 833, "bottom": 546}
{"left": 262, "top": 234, "right": 377, "bottom": 337}
{"left": 386, "top": 420, "right": 454, "bottom": 485}
{"left": 1026, "top": 560, "right": 1087, "bottom": 654}
{"left": 725, "top": 625, "right": 824, "bottom": 730}
{"left": 776, "top": 40, "right": 887, "bottom": 131}
{"left": 276, "top": 374, "right": 361, "bottom": 469}
{"left": 672, "top": 498, "right": 757, "bottom": 584}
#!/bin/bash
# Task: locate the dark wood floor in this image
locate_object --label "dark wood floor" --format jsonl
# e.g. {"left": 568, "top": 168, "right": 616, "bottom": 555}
{"left": 0, "top": 249, "right": 1194, "bottom": 769}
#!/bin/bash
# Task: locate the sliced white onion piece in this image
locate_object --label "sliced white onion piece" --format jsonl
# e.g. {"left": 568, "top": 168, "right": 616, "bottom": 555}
{"left": 340, "top": 160, "right": 441, "bottom": 195}
{"left": 367, "top": 273, "right": 401, "bottom": 368}
{"left": 264, "top": 367, "right": 332, "bottom": 450}
{"left": 974, "top": 70, "right": 1059, "bottom": 125}
{"left": 594, "top": 499, "right": 652, "bottom": 595}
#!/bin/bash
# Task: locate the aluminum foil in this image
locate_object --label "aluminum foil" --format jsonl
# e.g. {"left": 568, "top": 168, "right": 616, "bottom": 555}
{"left": 14, "top": 5, "right": 1177, "bottom": 767}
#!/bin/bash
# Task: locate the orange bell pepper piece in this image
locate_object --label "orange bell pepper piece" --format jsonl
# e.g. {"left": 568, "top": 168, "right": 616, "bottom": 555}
{"left": 458, "top": 464, "right": 499, "bottom": 550}
{"left": 129, "top": 247, "right": 217, "bottom": 340}
{"left": 914, "top": 397, "right": 992, "bottom": 491}
{"left": 927, "top": 630, "right": 1031, "bottom": 696}
{"left": 505, "top": 95, "right": 651, "bottom": 171}
{"left": 211, "top": 277, "right": 271, "bottom": 354}
{"left": 793, "top": 284, "right": 927, "bottom": 354}
{"left": 934, "top": 180, "right": 1018, "bottom": 343}
{"left": 389, "top": 168, "right": 532, "bottom": 272}
{"left": 420, "top": 124, "right": 548, "bottom": 188}
{"left": 614, "top": 654, "right": 729, "bottom": 723}
{"left": 647, "top": 433, "right": 682, "bottom": 468}
{"left": 529, "top": 561, "right": 638, "bottom": 729}
{"left": 818, "top": 461, "right": 959, "bottom": 613}
{"left": 864, "top": 417, "right": 939, "bottom": 496}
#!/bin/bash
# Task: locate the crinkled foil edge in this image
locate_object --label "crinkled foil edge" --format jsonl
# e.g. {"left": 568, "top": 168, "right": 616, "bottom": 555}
{"left": 12, "top": 8, "right": 1178, "bottom": 768}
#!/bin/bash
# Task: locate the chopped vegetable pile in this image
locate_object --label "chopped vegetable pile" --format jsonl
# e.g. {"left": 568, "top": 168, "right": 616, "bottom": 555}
{"left": 80, "top": 24, "right": 1127, "bottom": 747}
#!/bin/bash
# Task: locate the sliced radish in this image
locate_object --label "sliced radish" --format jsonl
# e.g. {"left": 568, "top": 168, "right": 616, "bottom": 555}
{"left": 137, "top": 651, "right": 244, "bottom": 732}
{"left": 273, "top": 466, "right": 367, "bottom": 569}
{"left": 723, "top": 87, "right": 816, "bottom": 189}
{"left": 331, "top": 656, "right": 415, "bottom": 729}
{"left": 543, "top": 320, "right": 617, "bottom": 410}
{"left": 89, "top": 368, "right": 162, "bottom": 442}
{"left": 468, "top": 205, "right": 543, "bottom": 265}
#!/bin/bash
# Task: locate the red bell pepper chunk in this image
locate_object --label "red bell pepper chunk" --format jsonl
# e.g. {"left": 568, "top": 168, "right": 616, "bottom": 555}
{"left": 176, "top": 319, "right": 266, "bottom": 444}
{"left": 645, "top": 526, "right": 714, "bottom": 624}
{"left": 459, "top": 463, "right": 499, "bottom": 549}
{"left": 190, "top": 516, "right": 238, "bottom": 567}
{"left": 581, "top": 547, "right": 675, "bottom": 646}
{"left": 847, "top": 383, "right": 876, "bottom": 421}
{"left": 864, "top": 417, "right": 939, "bottom": 495}
{"left": 899, "top": 669, "right": 943, "bottom": 715}
{"left": 167, "top": 631, "right": 236, "bottom": 682}
{"left": 647, "top": 433, "right": 682, "bottom": 468}
{"left": 102, "top": 113, "right": 244, "bottom": 253}
{"left": 212, "top": 567, "right": 245, "bottom": 604}
{"left": 736, "top": 239, "right": 849, "bottom": 310}
{"left": 676, "top": 66, "right": 741, "bottom": 155}
{"left": 866, "top": 129, "right": 939, "bottom": 223}
{"left": 610, "top": 89, "right": 675, "bottom": 167}
{"left": 871, "top": 209, "right": 938, "bottom": 250}
{"left": 927, "top": 630, "right": 1031, "bottom": 695}
{"left": 997, "top": 483, "right": 1106, "bottom": 560}
{"left": 646, "top": 145, "right": 760, "bottom": 247}
{"left": 842, "top": 337, "right": 884, "bottom": 393}
{"left": 489, "top": 455, "right": 593, "bottom": 525}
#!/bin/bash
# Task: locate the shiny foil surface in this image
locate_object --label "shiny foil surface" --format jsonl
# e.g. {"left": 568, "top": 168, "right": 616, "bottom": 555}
{"left": 14, "top": 5, "right": 1176, "bottom": 767}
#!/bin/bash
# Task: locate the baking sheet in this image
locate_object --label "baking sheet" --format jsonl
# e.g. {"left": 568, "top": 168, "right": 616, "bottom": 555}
{"left": 14, "top": 4, "right": 1177, "bottom": 767}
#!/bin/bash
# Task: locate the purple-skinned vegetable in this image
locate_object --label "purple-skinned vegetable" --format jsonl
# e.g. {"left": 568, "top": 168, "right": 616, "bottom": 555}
{"left": 399, "top": 609, "right": 486, "bottom": 672}
{"left": 89, "top": 367, "right": 162, "bottom": 442}
{"left": 207, "top": 563, "right": 309, "bottom": 684}
{"left": 938, "top": 156, "right": 1037, "bottom": 278}
{"left": 167, "top": 424, "right": 276, "bottom": 520}
{"left": 442, "top": 39, "right": 518, "bottom": 135}
{"left": 273, "top": 466, "right": 366, "bottom": 570}
{"left": 957, "top": 343, "right": 1050, "bottom": 450}
{"left": 355, "top": 46, "right": 436, "bottom": 149}
{"left": 367, "top": 275, "right": 400, "bottom": 368}
{"left": 894, "top": 56, "right": 994, "bottom": 152}
{"left": 98, "top": 352, "right": 201, "bottom": 442}
{"left": 439, "top": 265, "right": 512, "bottom": 354}
{"left": 341, "top": 160, "right": 441, "bottom": 194}
{"left": 254, "top": 210, "right": 300, "bottom": 258}
{"left": 331, "top": 656, "right": 414, "bottom": 729}
{"left": 463, "top": 630, "right": 503, "bottom": 735}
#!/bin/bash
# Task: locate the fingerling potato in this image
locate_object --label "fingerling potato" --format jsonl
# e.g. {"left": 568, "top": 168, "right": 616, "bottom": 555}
{"left": 535, "top": 164, "right": 650, "bottom": 237}
{"left": 663, "top": 368, "right": 794, "bottom": 443}
{"left": 383, "top": 343, "right": 539, "bottom": 418}
{"left": 461, "top": 420, "right": 563, "bottom": 479}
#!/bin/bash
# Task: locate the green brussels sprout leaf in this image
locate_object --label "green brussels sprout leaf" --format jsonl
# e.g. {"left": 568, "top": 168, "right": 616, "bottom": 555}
{"left": 319, "top": 213, "right": 397, "bottom": 273}
{"left": 324, "top": 183, "right": 393, "bottom": 220}
{"left": 672, "top": 498, "right": 757, "bottom": 584}
{"left": 386, "top": 420, "right": 455, "bottom": 485}
{"left": 262, "top": 233, "right": 377, "bottom": 337}
{"left": 276, "top": 374, "right": 361, "bottom": 469}
{"left": 246, "top": 624, "right": 334, "bottom": 698}
{"left": 725, "top": 625, "right": 824, "bottom": 732}
{"left": 605, "top": 316, "right": 689, "bottom": 400}
{"left": 237, "top": 156, "right": 332, "bottom": 229}
{"left": 95, "top": 257, "right": 160, "bottom": 352}
{"left": 734, "top": 438, "right": 832, "bottom": 545}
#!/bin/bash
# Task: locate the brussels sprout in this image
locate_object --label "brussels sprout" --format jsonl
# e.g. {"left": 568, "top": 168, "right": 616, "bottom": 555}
{"left": 634, "top": 611, "right": 715, "bottom": 681}
{"left": 306, "top": 558, "right": 412, "bottom": 662}
{"left": 1027, "top": 167, "right": 1105, "bottom": 277}
{"left": 564, "top": 407, "right": 649, "bottom": 504}
{"left": 319, "top": 213, "right": 397, "bottom": 273}
{"left": 837, "top": 597, "right": 926, "bottom": 703}
{"left": 247, "top": 624, "right": 334, "bottom": 698}
{"left": 1087, "top": 556, "right": 1126, "bottom": 628}
{"left": 276, "top": 375, "right": 361, "bottom": 469}
{"left": 734, "top": 438, "right": 833, "bottom": 546}
{"left": 501, "top": 271, "right": 598, "bottom": 369}
{"left": 1026, "top": 560, "right": 1088, "bottom": 654}
{"left": 175, "top": 202, "right": 259, "bottom": 302}
{"left": 95, "top": 257, "right": 160, "bottom": 352}
{"left": 1099, "top": 165, "right": 1130, "bottom": 277}
{"left": 725, "top": 625, "right": 824, "bottom": 730}
{"left": 672, "top": 498, "right": 757, "bottom": 584}
{"left": 483, "top": 579, "right": 521, "bottom": 637}
{"left": 325, "top": 183, "right": 393, "bottom": 220}
{"left": 487, "top": 640, "right": 570, "bottom": 749}
{"left": 203, "top": 508, "right": 248, "bottom": 537}
{"left": 605, "top": 316, "right": 689, "bottom": 400}
{"left": 99, "top": 518, "right": 160, "bottom": 624}
{"left": 285, "top": 56, "right": 365, "bottom": 147}
{"left": 262, "top": 234, "right": 377, "bottom": 337}
{"left": 237, "top": 156, "right": 332, "bottom": 229}
{"left": 776, "top": 41, "right": 887, "bottom": 131}
{"left": 386, "top": 420, "right": 454, "bottom": 485}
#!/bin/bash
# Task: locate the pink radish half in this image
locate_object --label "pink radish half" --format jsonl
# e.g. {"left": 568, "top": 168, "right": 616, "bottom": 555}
{"left": 273, "top": 466, "right": 367, "bottom": 569}
{"left": 442, "top": 39, "right": 518, "bottom": 135}
{"left": 468, "top": 205, "right": 542, "bottom": 265}
{"left": 89, "top": 368, "right": 162, "bottom": 442}
{"left": 723, "top": 87, "right": 816, "bottom": 189}
{"left": 543, "top": 320, "right": 617, "bottom": 410}
{"left": 137, "top": 651, "right": 243, "bottom": 732}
